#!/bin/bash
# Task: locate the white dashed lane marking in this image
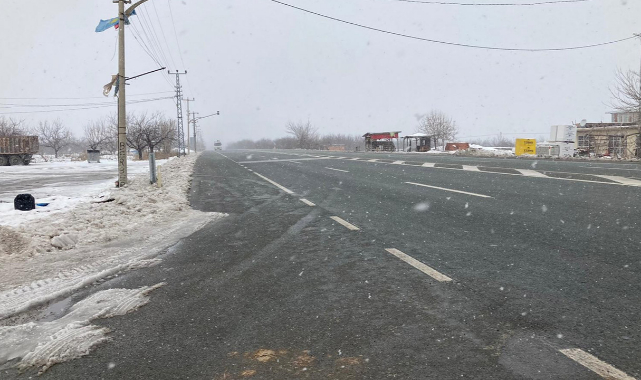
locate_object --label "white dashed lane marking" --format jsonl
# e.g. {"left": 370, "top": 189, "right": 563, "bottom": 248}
{"left": 300, "top": 198, "right": 316, "bottom": 206}
{"left": 422, "top": 162, "right": 436, "bottom": 167}
{"left": 405, "top": 181, "right": 493, "bottom": 198}
{"left": 385, "top": 248, "right": 452, "bottom": 282}
{"left": 252, "top": 172, "right": 294, "bottom": 194}
{"left": 325, "top": 167, "right": 349, "bottom": 173}
{"left": 392, "top": 161, "right": 405, "bottom": 165}
{"left": 462, "top": 165, "right": 481, "bottom": 172}
{"left": 559, "top": 348, "right": 636, "bottom": 380}
{"left": 329, "top": 216, "right": 360, "bottom": 231}
{"left": 516, "top": 169, "right": 549, "bottom": 178}
{"left": 594, "top": 175, "right": 641, "bottom": 187}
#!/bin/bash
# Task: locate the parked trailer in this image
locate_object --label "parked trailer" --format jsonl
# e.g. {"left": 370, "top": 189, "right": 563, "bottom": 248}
{"left": 0, "top": 136, "right": 39, "bottom": 165}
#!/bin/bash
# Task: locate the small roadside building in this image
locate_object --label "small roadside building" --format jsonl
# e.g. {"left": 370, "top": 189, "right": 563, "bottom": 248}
{"left": 402, "top": 133, "right": 431, "bottom": 152}
{"left": 363, "top": 131, "right": 401, "bottom": 152}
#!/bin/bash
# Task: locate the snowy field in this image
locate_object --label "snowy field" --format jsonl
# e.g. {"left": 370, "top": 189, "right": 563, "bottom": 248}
{"left": 0, "top": 158, "right": 161, "bottom": 227}
{"left": 0, "top": 154, "right": 226, "bottom": 320}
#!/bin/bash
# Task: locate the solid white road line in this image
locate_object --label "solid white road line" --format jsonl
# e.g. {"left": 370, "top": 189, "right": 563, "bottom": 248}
{"left": 422, "top": 162, "right": 436, "bottom": 167}
{"left": 237, "top": 157, "right": 332, "bottom": 164}
{"left": 325, "top": 167, "right": 350, "bottom": 173}
{"left": 385, "top": 248, "right": 452, "bottom": 282}
{"left": 462, "top": 165, "right": 481, "bottom": 172}
{"left": 559, "top": 348, "right": 635, "bottom": 380}
{"left": 253, "top": 172, "right": 294, "bottom": 194}
{"left": 516, "top": 169, "right": 549, "bottom": 178}
{"left": 405, "top": 181, "right": 493, "bottom": 198}
{"left": 594, "top": 175, "right": 641, "bottom": 187}
{"left": 329, "top": 216, "right": 360, "bottom": 231}
{"left": 300, "top": 198, "right": 316, "bottom": 206}
{"left": 392, "top": 160, "right": 405, "bottom": 164}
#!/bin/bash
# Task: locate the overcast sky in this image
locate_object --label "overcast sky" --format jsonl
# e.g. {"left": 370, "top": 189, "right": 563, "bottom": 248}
{"left": 1, "top": 0, "right": 639, "bottom": 146}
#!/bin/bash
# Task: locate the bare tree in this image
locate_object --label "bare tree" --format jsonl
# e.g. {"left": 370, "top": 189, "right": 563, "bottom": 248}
{"left": 416, "top": 111, "right": 458, "bottom": 150}
{"left": 36, "top": 119, "right": 73, "bottom": 158}
{"left": 285, "top": 120, "right": 318, "bottom": 149}
{"left": 126, "top": 113, "right": 150, "bottom": 159}
{"left": 609, "top": 68, "right": 641, "bottom": 121}
{"left": 0, "top": 117, "right": 28, "bottom": 137}
{"left": 159, "top": 119, "right": 177, "bottom": 154}
{"left": 84, "top": 119, "right": 112, "bottom": 150}
{"left": 141, "top": 113, "right": 176, "bottom": 155}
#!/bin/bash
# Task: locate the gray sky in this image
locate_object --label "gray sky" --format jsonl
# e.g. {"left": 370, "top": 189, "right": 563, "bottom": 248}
{"left": 1, "top": 0, "right": 639, "bottom": 146}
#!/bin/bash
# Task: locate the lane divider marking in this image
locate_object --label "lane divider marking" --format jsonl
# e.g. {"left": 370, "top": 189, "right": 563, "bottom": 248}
{"left": 392, "top": 161, "right": 405, "bottom": 164}
{"left": 367, "top": 159, "right": 379, "bottom": 162}
{"left": 325, "top": 167, "right": 350, "bottom": 173}
{"left": 594, "top": 175, "right": 641, "bottom": 187}
{"left": 329, "top": 216, "right": 360, "bottom": 231}
{"left": 559, "top": 348, "right": 636, "bottom": 380}
{"left": 300, "top": 198, "right": 316, "bottom": 206}
{"left": 252, "top": 172, "right": 294, "bottom": 194}
{"left": 422, "top": 162, "right": 436, "bottom": 167}
{"left": 462, "top": 165, "right": 481, "bottom": 172}
{"left": 516, "top": 169, "right": 549, "bottom": 178}
{"left": 405, "top": 181, "right": 493, "bottom": 198}
{"left": 385, "top": 248, "right": 452, "bottom": 282}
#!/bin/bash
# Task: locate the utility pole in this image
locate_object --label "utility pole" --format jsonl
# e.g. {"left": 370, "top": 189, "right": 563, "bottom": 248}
{"left": 169, "top": 70, "right": 187, "bottom": 156}
{"left": 114, "top": 0, "right": 150, "bottom": 187}
{"left": 184, "top": 98, "right": 195, "bottom": 153}
{"left": 116, "top": 0, "right": 127, "bottom": 187}
{"left": 191, "top": 111, "right": 199, "bottom": 153}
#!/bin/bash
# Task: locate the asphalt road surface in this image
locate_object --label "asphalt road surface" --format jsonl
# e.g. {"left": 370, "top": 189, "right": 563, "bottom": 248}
{"left": 4, "top": 150, "right": 640, "bottom": 379}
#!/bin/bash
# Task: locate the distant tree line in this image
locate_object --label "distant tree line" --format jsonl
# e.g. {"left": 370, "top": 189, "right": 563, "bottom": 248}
{"left": 228, "top": 120, "right": 365, "bottom": 151}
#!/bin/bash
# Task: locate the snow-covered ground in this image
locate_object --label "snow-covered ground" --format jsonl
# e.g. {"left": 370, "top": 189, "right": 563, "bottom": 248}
{"left": 0, "top": 158, "right": 160, "bottom": 227}
{"left": 0, "top": 154, "right": 226, "bottom": 319}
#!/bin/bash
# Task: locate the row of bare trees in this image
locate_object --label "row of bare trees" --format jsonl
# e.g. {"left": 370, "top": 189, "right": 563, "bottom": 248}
{"left": 1, "top": 112, "right": 179, "bottom": 158}
{"left": 228, "top": 120, "right": 364, "bottom": 151}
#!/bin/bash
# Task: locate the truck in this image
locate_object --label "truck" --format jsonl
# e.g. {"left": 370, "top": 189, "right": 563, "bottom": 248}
{"left": 214, "top": 140, "right": 222, "bottom": 151}
{"left": 0, "top": 136, "right": 39, "bottom": 165}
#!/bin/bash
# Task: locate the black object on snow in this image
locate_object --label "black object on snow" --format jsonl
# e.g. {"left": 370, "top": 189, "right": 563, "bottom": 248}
{"left": 14, "top": 194, "right": 35, "bottom": 211}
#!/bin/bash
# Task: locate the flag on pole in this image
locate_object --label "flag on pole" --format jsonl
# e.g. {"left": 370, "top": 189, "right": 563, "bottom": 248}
{"left": 95, "top": 10, "right": 137, "bottom": 32}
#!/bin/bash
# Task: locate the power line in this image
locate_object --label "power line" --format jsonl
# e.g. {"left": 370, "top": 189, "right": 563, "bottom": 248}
{"left": 152, "top": 0, "right": 177, "bottom": 69}
{"left": 268, "top": 0, "right": 637, "bottom": 51}
{"left": 391, "top": 0, "right": 589, "bottom": 6}
{"left": 0, "top": 97, "right": 173, "bottom": 115}
{"left": 167, "top": 0, "right": 186, "bottom": 68}
{"left": 0, "top": 92, "right": 174, "bottom": 101}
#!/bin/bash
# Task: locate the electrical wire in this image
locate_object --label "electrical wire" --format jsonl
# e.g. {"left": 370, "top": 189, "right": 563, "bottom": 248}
{"left": 0, "top": 92, "right": 174, "bottom": 101}
{"left": 391, "top": 0, "right": 589, "bottom": 5}
{"left": 167, "top": 0, "right": 186, "bottom": 69}
{"left": 138, "top": 6, "right": 171, "bottom": 67}
{"left": 152, "top": 0, "right": 177, "bottom": 69}
{"left": 269, "top": 0, "right": 637, "bottom": 51}
{"left": 0, "top": 97, "right": 174, "bottom": 115}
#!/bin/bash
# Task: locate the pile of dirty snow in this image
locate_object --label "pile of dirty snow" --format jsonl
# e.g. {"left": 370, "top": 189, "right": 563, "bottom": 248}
{"left": 1, "top": 155, "right": 197, "bottom": 258}
{"left": 0, "top": 153, "right": 225, "bottom": 320}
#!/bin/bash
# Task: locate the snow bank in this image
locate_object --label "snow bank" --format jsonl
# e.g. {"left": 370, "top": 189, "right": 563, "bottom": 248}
{"left": 0, "top": 158, "right": 165, "bottom": 227}
{"left": 0, "top": 154, "right": 226, "bottom": 319}
{"left": 457, "top": 145, "right": 515, "bottom": 157}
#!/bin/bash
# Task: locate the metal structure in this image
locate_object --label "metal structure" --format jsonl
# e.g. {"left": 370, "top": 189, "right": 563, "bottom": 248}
{"left": 169, "top": 70, "right": 187, "bottom": 156}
